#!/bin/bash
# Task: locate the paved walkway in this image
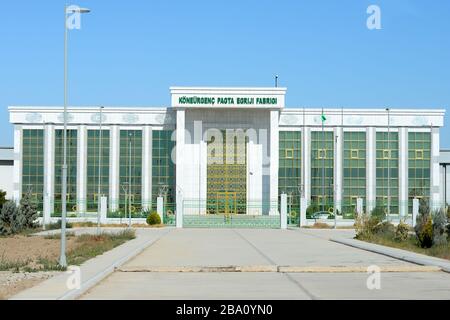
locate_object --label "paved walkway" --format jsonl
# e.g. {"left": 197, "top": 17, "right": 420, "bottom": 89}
{"left": 81, "top": 228, "right": 450, "bottom": 300}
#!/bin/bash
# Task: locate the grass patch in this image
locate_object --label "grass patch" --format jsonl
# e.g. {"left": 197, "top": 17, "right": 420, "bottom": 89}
{"left": 66, "top": 229, "right": 136, "bottom": 266}
{"left": 0, "top": 229, "right": 136, "bottom": 272}
{"left": 359, "top": 233, "right": 450, "bottom": 260}
{"left": 43, "top": 232, "right": 76, "bottom": 240}
{"left": 0, "top": 254, "right": 30, "bottom": 272}
{"left": 45, "top": 220, "right": 73, "bottom": 230}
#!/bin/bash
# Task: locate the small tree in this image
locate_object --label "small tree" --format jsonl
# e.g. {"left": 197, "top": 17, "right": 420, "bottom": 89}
{"left": 414, "top": 198, "right": 433, "bottom": 248}
{"left": 19, "top": 191, "right": 39, "bottom": 229}
{"left": 0, "top": 201, "right": 20, "bottom": 235}
{"left": 432, "top": 209, "right": 447, "bottom": 246}
{"left": 0, "top": 190, "right": 6, "bottom": 211}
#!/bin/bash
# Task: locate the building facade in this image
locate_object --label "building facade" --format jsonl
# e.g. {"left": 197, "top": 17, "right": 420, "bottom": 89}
{"left": 7, "top": 87, "right": 447, "bottom": 227}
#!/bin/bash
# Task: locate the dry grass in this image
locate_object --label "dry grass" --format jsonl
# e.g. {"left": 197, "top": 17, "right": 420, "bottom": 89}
{"left": 0, "top": 230, "right": 136, "bottom": 272}
{"left": 360, "top": 234, "right": 450, "bottom": 261}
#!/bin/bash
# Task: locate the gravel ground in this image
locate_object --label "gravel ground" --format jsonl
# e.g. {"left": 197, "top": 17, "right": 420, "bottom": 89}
{"left": 0, "top": 271, "right": 60, "bottom": 300}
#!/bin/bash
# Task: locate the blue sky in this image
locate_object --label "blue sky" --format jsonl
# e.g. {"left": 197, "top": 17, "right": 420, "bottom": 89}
{"left": 0, "top": 0, "right": 449, "bottom": 147}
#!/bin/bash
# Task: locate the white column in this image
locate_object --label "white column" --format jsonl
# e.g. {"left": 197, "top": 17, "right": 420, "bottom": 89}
{"left": 366, "top": 127, "right": 376, "bottom": 213}
{"left": 43, "top": 124, "right": 55, "bottom": 222}
{"left": 431, "top": 127, "right": 441, "bottom": 211}
{"left": 399, "top": 127, "right": 408, "bottom": 217}
{"left": 269, "top": 110, "right": 279, "bottom": 215}
{"left": 303, "top": 127, "right": 311, "bottom": 202}
{"left": 110, "top": 125, "right": 120, "bottom": 211}
{"left": 77, "top": 125, "right": 87, "bottom": 214}
{"left": 446, "top": 165, "right": 450, "bottom": 206}
{"left": 247, "top": 140, "right": 263, "bottom": 215}
{"left": 176, "top": 109, "right": 185, "bottom": 228}
{"left": 13, "top": 125, "right": 22, "bottom": 204}
{"left": 142, "top": 125, "right": 152, "bottom": 210}
{"left": 334, "top": 126, "right": 343, "bottom": 214}
{"left": 200, "top": 140, "right": 207, "bottom": 214}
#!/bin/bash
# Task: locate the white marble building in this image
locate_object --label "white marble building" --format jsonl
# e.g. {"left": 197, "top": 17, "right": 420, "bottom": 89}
{"left": 7, "top": 87, "right": 447, "bottom": 227}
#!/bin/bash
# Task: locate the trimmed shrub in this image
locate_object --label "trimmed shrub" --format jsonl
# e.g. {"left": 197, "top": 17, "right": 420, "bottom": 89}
{"left": 432, "top": 209, "right": 447, "bottom": 246}
{"left": 394, "top": 221, "right": 410, "bottom": 242}
{"left": 146, "top": 211, "right": 161, "bottom": 225}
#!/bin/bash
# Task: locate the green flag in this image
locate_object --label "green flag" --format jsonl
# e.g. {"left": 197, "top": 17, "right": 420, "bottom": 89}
{"left": 321, "top": 111, "right": 326, "bottom": 122}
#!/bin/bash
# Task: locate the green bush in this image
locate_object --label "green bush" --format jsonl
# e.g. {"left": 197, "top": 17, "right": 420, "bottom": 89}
{"left": 306, "top": 204, "right": 320, "bottom": 217}
{"left": 355, "top": 213, "right": 382, "bottom": 239}
{"left": 146, "top": 211, "right": 161, "bottom": 225}
{"left": 394, "top": 221, "right": 410, "bottom": 242}
{"left": 371, "top": 206, "right": 386, "bottom": 221}
{"left": 46, "top": 219, "right": 73, "bottom": 230}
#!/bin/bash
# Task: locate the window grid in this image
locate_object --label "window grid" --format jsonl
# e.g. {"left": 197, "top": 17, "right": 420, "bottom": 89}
{"left": 119, "top": 130, "right": 143, "bottom": 213}
{"left": 151, "top": 130, "right": 176, "bottom": 212}
{"left": 343, "top": 132, "right": 366, "bottom": 218}
{"left": 54, "top": 129, "right": 78, "bottom": 215}
{"left": 86, "top": 130, "right": 110, "bottom": 211}
{"left": 278, "top": 131, "right": 301, "bottom": 220}
{"left": 376, "top": 132, "right": 399, "bottom": 214}
{"left": 311, "top": 131, "right": 334, "bottom": 208}
{"left": 408, "top": 132, "right": 431, "bottom": 211}
{"left": 22, "top": 129, "right": 44, "bottom": 212}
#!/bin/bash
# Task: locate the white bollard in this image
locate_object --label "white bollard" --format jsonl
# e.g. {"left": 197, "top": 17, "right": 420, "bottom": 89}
{"left": 157, "top": 196, "right": 164, "bottom": 223}
{"left": 280, "top": 193, "right": 287, "bottom": 229}
{"left": 412, "top": 198, "right": 419, "bottom": 228}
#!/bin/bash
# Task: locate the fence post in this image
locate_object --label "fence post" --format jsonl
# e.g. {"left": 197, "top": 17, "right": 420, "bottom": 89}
{"left": 280, "top": 193, "right": 287, "bottom": 229}
{"left": 176, "top": 191, "right": 183, "bottom": 228}
{"left": 412, "top": 198, "right": 419, "bottom": 227}
{"left": 300, "top": 197, "right": 307, "bottom": 227}
{"left": 157, "top": 196, "right": 164, "bottom": 224}
{"left": 100, "top": 196, "right": 108, "bottom": 224}
{"left": 357, "top": 198, "right": 364, "bottom": 216}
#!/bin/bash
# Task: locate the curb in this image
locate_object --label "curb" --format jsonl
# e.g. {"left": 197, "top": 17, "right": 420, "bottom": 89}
{"left": 59, "top": 229, "right": 171, "bottom": 300}
{"left": 331, "top": 237, "right": 450, "bottom": 273}
{"left": 117, "top": 264, "right": 440, "bottom": 273}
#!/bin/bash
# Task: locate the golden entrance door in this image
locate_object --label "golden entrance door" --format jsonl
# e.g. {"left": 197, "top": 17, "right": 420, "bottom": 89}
{"left": 216, "top": 192, "right": 237, "bottom": 216}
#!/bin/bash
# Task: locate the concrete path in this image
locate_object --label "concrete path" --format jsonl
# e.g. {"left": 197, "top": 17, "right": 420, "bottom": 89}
{"left": 81, "top": 228, "right": 450, "bottom": 300}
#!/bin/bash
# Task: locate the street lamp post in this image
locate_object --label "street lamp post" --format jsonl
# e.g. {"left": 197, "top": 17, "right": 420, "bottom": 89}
{"left": 60, "top": 5, "right": 90, "bottom": 268}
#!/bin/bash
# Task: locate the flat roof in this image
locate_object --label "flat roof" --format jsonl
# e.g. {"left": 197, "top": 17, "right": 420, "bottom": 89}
{"left": 0, "top": 147, "right": 14, "bottom": 161}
